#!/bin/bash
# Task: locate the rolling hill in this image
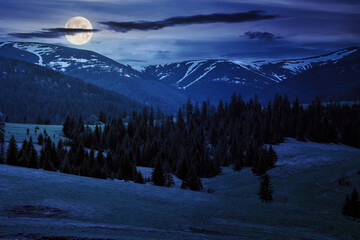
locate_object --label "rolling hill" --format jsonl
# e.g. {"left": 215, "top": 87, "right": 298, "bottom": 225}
{"left": 0, "top": 138, "right": 359, "bottom": 239}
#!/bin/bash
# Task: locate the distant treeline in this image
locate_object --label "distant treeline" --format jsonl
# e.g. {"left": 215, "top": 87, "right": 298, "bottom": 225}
{"left": 60, "top": 94, "right": 359, "bottom": 181}
{"left": 0, "top": 56, "right": 142, "bottom": 124}
{"left": 0, "top": 94, "right": 359, "bottom": 191}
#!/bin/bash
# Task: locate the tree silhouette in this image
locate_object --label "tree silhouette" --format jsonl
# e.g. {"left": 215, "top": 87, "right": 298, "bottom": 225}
{"left": 343, "top": 188, "right": 360, "bottom": 220}
{"left": 258, "top": 174, "right": 273, "bottom": 203}
{"left": 152, "top": 159, "right": 165, "bottom": 186}
{"left": 6, "top": 135, "right": 18, "bottom": 166}
{"left": 0, "top": 114, "right": 4, "bottom": 144}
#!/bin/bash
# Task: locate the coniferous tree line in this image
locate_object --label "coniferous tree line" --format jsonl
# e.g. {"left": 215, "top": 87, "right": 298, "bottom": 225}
{"left": 58, "top": 94, "right": 359, "bottom": 185}
{"left": 1, "top": 94, "right": 360, "bottom": 191}
{"left": 3, "top": 134, "right": 139, "bottom": 182}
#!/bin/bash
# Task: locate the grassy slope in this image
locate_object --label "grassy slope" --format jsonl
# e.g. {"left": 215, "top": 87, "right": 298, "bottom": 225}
{"left": 4, "top": 122, "right": 65, "bottom": 144}
{"left": 0, "top": 139, "right": 359, "bottom": 239}
{"left": 4, "top": 122, "right": 102, "bottom": 145}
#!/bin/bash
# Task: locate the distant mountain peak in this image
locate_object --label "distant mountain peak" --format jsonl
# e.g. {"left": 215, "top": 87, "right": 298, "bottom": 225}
{"left": 1, "top": 42, "right": 359, "bottom": 106}
{"left": 0, "top": 41, "right": 188, "bottom": 111}
{"left": 143, "top": 46, "right": 360, "bottom": 102}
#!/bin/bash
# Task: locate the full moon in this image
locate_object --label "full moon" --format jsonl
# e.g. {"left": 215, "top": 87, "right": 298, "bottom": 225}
{"left": 65, "top": 17, "right": 93, "bottom": 45}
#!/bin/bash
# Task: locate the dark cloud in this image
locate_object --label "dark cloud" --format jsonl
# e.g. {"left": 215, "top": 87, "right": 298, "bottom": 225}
{"left": 100, "top": 11, "right": 278, "bottom": 32}
{"left": 8, "top": 28, "right": 100, "bottom": 39}
{"left": 241, "top": 31, "right": 282, "bottom": 40}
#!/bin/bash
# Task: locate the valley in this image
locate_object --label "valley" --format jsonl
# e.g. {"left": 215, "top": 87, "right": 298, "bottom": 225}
{"left": 0, "top": 138, "right": 359, "bottom": 239}
{"left": 1, "top": 2, "right": 359, "bottom": 240}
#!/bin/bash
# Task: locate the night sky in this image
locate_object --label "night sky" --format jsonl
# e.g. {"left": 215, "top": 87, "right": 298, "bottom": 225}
{"left": 0, "top": 0, "right": 359, "bottom": 67}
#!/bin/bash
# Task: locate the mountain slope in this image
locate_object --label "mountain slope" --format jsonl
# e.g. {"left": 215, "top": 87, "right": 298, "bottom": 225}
{"left": 143, "top": 47, "right": 360, "bottom": 103}
{"left": 248, "top": 47, "right": 359, "bottom": 80}
{"left": 143, "top": 59, "right": 279, "bottom": 102}
{"left": 0, "top": 42, "right": 187, "bottom": 111}
{"left": 0, "top": 56, "right": 141, "bottom": 123}
{"left": 1, "top": 41, "right": 359, "bottom": 106}
{"left": 257, "top": 47, "right": 360, "bottom": 102}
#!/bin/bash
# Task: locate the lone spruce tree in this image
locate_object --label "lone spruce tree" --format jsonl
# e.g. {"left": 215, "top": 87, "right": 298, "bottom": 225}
{"left": 6, "top": 135, "right": 18, "bottom": 166}
{"left": 343, "top": 188, "right": 360, "bottom": 220}
{"left": 258, "top": 174, "right": 273, "bottom": 203}
{"left": 0, "top": 114, "right": 4, "bottom": 163}
{"left": 152, "top": 159, "right": 165, "bottom": 186}
{"left": 0, "top": 115, "right": 4, "bottom": 145}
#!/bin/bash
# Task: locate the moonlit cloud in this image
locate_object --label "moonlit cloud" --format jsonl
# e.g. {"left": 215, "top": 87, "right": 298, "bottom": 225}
{"left": 100, "top": 11, "right": 278, "bottom": 32}
{"left": 8, "top": 28, "right": 100, "bottom": 39}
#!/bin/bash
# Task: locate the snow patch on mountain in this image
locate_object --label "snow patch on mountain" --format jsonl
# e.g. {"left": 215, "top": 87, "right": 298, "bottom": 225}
{"left": 281, "top": 49, "right": 357, "bottom": 73}
{"left": 183, "top": 63, "right": 216, "bottom": 89}
{"left": 12, "top": 43, "right": 56, "bottom": 66}
{"left": 234, "top": 81, "right": 246, "bottom": 85}
{"left": 272, "top": 73, "right": 287, "bottom": 81}
{"left": 0, "top": 42, "right": 10, "bottom": 48}
{"left": 253, "top": 48, "right": 358, "bottom": 74}
{"left": 231, "top": 60, "right": 262, "bottom": 71}
{"left": 66, "top": 56, "right": 89, "bottom": 63}
{"left": 177, "top": 61, "right": 205, "bottom": 84}
{"left": 159, "top": 73, "right": 169, "bottom": 80}
{"left": 213, "top": 76, "right": 230, "bottom": 82}
{"left": 48, "top": 61, "right": 70, "bottom": 70}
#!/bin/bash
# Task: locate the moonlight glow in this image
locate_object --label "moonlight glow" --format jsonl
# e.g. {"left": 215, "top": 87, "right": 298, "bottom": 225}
{"left": 65, "top": 16, "right": 93, "bottom": 45}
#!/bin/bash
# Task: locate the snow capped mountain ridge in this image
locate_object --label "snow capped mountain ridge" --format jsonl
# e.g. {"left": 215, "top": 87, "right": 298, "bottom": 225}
{"left": 249, "top": 47, "right": 359, "bottom": 75}
{"left": 0, "top": 41, "right": 188, "bottom": 111}
{"left": 0, "top": 41, "right": 359, "bottom": 106}
{"left": 144, "top": 47, "right": 360, "bottom": 90}
{"left": 0, "top": 42, "right": 142, "bottom": 78}
{"left": 143, "top": 46, "right": 360, "bottom": 102}
{"left": 143, "top": 58, "right": 286, "bottom": 92}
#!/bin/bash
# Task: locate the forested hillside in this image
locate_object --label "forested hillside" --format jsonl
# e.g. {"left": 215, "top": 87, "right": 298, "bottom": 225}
{"left": 0, "top": 57, "right": 142, "bottom": 123}
{"left": 2, "top": 94, "right": 359, "bottom": 191}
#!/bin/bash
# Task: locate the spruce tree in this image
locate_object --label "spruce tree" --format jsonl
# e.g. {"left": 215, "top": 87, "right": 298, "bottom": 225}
{"left": 165, "top": 172, "right": 175, "bottom": 187}
{"left": 0, "top": 114, "right": 5, "bottom": 163}
{"left": 258, "top": 174, "right": 273, "bottom": 203}
{"left": 28, "top": 147, "right": 39, "bottom": 169}
{"left": 37, "top": 133, "right": 44, "bottom": 145}
{"left": 267, "top": 145, "right": 278, "bottom": 168}
{"left": 187, "top": 172, "right": 203, "bottom": 191}
{"left": 135, "top": 170, "right": 145, "bottom": 184}
{"left": 149, "top": 107, "right": 155, "bottom": 127}
{"left": 62, "top": 115, "right": 72, "bottom": 138}
{"left": 0, "top": 115, "right": 4, "bottom": 144}
{"left": 17, "top": 139, "right": 29, "bottom": 167}
{"left": 6, "top": 135, "right": 18, "bottom": 166}
{"left": 152, "top": 159, "right": 165, "bottom": 186}
{"left": 343, "top": 188, "right": 360, "bottom": 220}
{"left": 99, "top": 110, "right": 107, "bottom": 123}
{"left": 0, "top": 143, "right": 4, "bottom": 164}
{"left": 176, "top": 109, "right": 185, "bottom": 131}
